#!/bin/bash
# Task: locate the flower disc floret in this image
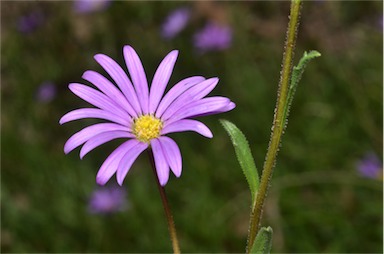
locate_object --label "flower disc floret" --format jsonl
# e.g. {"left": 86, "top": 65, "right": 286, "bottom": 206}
{"left": 133, "top": 115, "right": 163, "bottom": 143}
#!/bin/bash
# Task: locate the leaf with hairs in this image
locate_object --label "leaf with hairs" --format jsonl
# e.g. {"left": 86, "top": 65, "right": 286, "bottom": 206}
{"left": 220, "top": 119, "right": 259, "bottom": 202}
{"left": 250, "top": 226, "right": 273, "bottom": 254}
{"left": 283, "top": 50, "right": 321, "bottom": 123}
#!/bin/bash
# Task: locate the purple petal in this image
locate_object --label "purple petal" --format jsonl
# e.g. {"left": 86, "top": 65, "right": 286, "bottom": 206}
{"left": 94, "top": 53, "right": 141, "bottom": 115}
{"left": 187, "top": 77, "right": 219, "bottom": 100}
{"left": 123, "top": 46, "right": 149, "bottom": 114}
{"left": 82, "top": 70, "right": 138, "bottom": 117}
{"left": 158, "top": 137, "right": 182, "bottom": 177}
{"left": 149, "top": 50, "right": 179, "bottom": 113}
{"left": 96, "top": 139, "right": 141, "bottom": 185}
{"left": 68, "top": 83, "right": 129, "bottom": 120}
{"left": 160, "top": 78, "right": 219, "bottom": 121}
{"left": 80, "top": 131, "right": 135, "bottom": 159}
{"left": 59, "top": 108, "right": 131, "bottom": 126}
{"left": 116, "top": 141, "right": 148, "bottom": 185}
{"left": 165, "top": 97, "right": 231, "bottom": 125}
{"left": 150, "top": 138, "right": 170, "bottom": 186}
{"left": 64, "top": 123, "right": 129, "bottom": 154}
{"left": 161, "top": 119, "right": 213, "bottom": 138}
{"left": 155, "top": 76, "right": 205, "bottom": 118}
{"left": 191, "top": 101, "right": 236, "bottom": 118}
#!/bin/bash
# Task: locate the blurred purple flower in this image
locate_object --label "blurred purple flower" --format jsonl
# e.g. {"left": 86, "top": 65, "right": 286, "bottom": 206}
{"left": 161, "top": 7, "right": 191, "bottom": 39}
{"left": 17, "top": 10, "right": 45, "bottom": 34}
{"left": 36, "top": 82, "right": 56, "bottom": 103}
{"left": 357, "top": 152, "right": 382, "bottom": 179}
{"left": 194, "top": 22, "right": 232, "bottom": 52}
{"left": 73, "top": 0, "right": 111, "bottom": 14}
{"left": 88, "top": 185, "right": 129, "bottom": 214}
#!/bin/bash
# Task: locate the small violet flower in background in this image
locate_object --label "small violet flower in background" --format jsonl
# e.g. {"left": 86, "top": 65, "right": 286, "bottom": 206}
{"left": 357, "top": 152, "right": 382, "bottom": 180}
{"left": 193, "top": 22, "right": 232, "bottom": 53}
{"left": 36, "top": 82, "right": 57, "bottom": 103}
{"left": 17, "top": 10, "right": 45, "bottom": 34}
{"left": 88, "top": 185, "right": 128, "bottom": 214}
{"left": 60, "top": 45, "right": 235, "bottom": 186}
{"left": 73, "top": 0, "right": 111, "bottom": 14}
{"left": 161, "top": 7, "right": 191, "bottom": 39}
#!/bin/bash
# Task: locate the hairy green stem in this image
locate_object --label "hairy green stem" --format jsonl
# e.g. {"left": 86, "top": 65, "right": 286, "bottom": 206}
{"left": 246, "top": 0, "right": 302, "bottom": 252}
{"left": 147, "top": 150, "right": 181, "bottom": 254}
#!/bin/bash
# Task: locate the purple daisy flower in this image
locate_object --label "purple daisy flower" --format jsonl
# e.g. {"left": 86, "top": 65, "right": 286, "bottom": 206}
{"left": 357, "top": 152, "right": 382, "bottom": 179}
{"left": 88, "top": 185, "right": 128, "bottom": 214}
{"left": 161, "top": 7, "right": 191, "bottom": 39}
{"left": 193, "top": 22, "right": 232, "bottom": 52}
{"left": 73, "top": 0, "right": 111, "bottom": 14}
{"left": 60, "top": 45, "right": 235, "bottom": 186}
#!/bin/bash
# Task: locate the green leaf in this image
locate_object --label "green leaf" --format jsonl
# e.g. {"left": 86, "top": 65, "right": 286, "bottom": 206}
{"left": 220, "top": 119, "right": 259, "bottom": 202}
{"left": 283, "top": 50, "right": 321, "bottom": 123}
{"left": 291, "top": 50, "right": 321, "bottom": 88}
{"left": 250, "top": 226, "right": 273, "bottom": 254}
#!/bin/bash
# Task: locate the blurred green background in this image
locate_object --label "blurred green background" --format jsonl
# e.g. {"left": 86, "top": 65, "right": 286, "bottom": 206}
{"left": 1, "top": 1, "right": 382, "bottom": 253}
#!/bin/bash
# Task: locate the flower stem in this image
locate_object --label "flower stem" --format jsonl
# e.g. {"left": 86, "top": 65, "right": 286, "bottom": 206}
{"left": 246, "top": 0, "right": 302, "bottom": 252}
{"left": 147, "top": 149, "right": 181, "bottom": 254}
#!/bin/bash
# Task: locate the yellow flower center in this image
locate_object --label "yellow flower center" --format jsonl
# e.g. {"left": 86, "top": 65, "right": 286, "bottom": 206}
{"left": 132, "top": 115, "right": 163, "bottom": 143}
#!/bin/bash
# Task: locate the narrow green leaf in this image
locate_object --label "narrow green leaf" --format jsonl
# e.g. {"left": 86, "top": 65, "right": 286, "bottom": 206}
{"left": 291, "top": 50, "right": 321, "bottom": 88}
{"left": 250, "top": 226, "right": 273, "bottom": 254}
{"left": 220, "top": 119, "right": 259, "bottom": 201}
{"left": 283, "top": 50, "right": 321, "bottom": 123}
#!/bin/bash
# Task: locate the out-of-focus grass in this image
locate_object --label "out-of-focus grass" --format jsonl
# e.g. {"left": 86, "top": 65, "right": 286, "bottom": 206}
{"left": 1, "top": 1, "right": 382, "bottom": 253}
